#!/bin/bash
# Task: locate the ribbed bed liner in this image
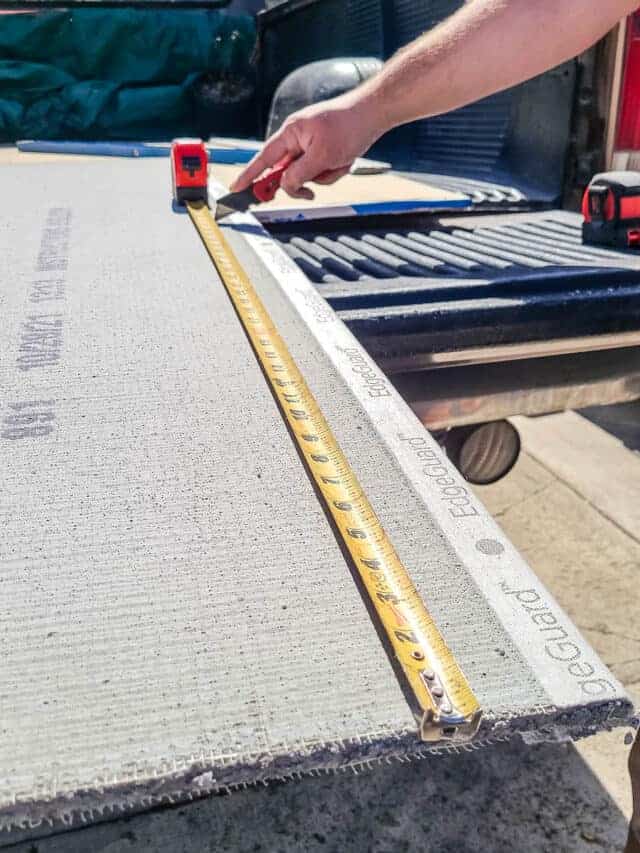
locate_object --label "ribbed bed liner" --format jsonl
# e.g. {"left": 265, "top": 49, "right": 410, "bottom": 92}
{"left": 273, "top": 210, "right": 640, "bottom": 359}
{"left": 398, "top": 171, "right": 529, "bottom": 206}
{"left": 0, "top": 161, "right": 631, "bottom": 845}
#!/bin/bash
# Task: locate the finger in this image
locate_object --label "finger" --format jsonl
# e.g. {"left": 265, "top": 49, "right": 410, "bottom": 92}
{"left": 229, "top": 131, "right": 297, "bottom": 192}
{"left": 312, "top": 165, "right": 352, "bottom": 185}
{"left": 280, "top": 149, "right": 327, "bottom": 195}
{"left": 285, "top": 186, "right": 315, "bottom": 201}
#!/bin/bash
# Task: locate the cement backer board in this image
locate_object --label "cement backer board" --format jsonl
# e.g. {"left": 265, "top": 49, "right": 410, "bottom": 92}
{"left": 0, "top": 151, "right": 467, "bottom": 218}
{"left": 0, "top": 159, "right": 631, "bottom": 842}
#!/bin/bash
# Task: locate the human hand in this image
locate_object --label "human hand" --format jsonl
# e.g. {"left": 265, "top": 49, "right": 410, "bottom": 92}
{"left": 229, "top": 92, "right": 383, "bottom": 200}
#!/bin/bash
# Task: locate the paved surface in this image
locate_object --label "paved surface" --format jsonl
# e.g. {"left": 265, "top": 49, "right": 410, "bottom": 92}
{"left": 480, "top": 407, "right": 640, "bottom": 826}
{"left": 2, "top": 740, "right": 631, "bottom": 853}
{"left": 5, "top": 403, "right": 639, "bottom": 852}
{"left": 583, "top": 401, "right": 640, "bottom": 453}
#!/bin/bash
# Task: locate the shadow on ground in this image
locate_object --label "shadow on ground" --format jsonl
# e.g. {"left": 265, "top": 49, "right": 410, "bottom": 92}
{"left": 6, "top": 738, "right": 629, "bottom": 853}
{"left": 580, "top": 401, "right": 640, "bottom": 453}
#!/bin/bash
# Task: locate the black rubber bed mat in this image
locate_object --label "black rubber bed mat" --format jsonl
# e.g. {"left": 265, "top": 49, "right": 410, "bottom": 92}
{"left": 396, "top": 171, "right": 530, "bottom": 207}
{"left": 271, "top": 210, "right": 640, "bottom": 361}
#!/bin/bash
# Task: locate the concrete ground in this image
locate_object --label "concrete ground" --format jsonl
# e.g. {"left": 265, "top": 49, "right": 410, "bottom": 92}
{"left": 5, "top": 403, "right": 639, "bottom": 853}
{"left": 480, "top": 406, "right": 640, "bottom": 827}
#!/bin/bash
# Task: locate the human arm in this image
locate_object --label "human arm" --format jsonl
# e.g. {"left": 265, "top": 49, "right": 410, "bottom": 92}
{"left": 231, "top": 0, "right": 638, "bottom": 198}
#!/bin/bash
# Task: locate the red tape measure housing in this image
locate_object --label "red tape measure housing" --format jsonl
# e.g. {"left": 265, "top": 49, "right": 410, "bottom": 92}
{"left": 171, "top": 139, "right": 208, "bottom": 204}
{"left": 582, "top": 185, "right": 615, "bottom": 223}
{"left": 582, "top": 171, "right": 640, "bottom": 248}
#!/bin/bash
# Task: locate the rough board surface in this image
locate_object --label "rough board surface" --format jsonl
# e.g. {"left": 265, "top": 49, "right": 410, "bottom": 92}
{"left": 0, "top": 160, "right": 631, "bottom": 843}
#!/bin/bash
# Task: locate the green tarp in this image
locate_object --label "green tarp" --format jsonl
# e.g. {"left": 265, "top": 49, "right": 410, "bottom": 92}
{"left": 0, "top": 9, "right": 256, "bottom": 141}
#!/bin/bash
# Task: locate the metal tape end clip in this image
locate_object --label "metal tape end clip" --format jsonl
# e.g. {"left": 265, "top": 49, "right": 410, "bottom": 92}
{"left": 420, "top": 707, "right": 483, "bottom": 743}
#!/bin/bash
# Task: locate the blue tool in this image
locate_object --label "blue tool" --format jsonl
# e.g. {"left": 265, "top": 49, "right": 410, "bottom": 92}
{"left": 17, "top": 140, "right": 170, "bottom": 158}
{"left": 17, "top": 140, "right": 256, "bottom": 164}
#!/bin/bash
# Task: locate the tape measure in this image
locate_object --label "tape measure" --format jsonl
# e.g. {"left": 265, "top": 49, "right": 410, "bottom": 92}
{"left": 582, "top": 171, "right": 640, "bottom": 248}
{"left": 171, "top": 139, "right": 208, "bottom": 205}
{"left": 186, "top": 199, "right": 482, "bottom": 743}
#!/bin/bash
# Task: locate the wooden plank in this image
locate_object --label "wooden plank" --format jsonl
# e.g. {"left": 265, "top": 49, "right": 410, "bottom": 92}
{"left": 209, "top": 163, "right": 468, "bottom": 222}
{"left": 604, "top": 20, "right": 628, "bottom": 169}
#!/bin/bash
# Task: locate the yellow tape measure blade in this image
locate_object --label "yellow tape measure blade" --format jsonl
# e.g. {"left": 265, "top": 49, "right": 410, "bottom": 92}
{"left": 186, "top": 200, "right": 482, "bottom": 743}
